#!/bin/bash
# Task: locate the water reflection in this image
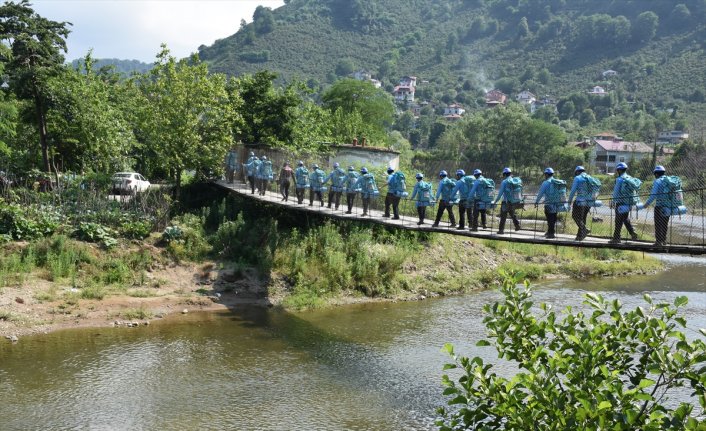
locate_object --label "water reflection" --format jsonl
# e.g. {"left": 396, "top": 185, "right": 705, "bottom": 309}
{"left": 1, "top": 256, "right": 705, "bottom": 430}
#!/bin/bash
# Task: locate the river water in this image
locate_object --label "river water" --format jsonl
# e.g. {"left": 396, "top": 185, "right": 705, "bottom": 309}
{"left": 1, "top": 255, "right": 705, "bottom": 431}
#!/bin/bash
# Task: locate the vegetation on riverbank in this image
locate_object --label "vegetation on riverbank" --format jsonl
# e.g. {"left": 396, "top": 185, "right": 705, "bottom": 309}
{"left": 0, "top": 183, "right": 662, "bottom": 336}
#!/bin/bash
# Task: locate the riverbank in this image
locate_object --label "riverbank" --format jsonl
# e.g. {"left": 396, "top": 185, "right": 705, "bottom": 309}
{"left": 0, "top": 230, "right": 662, "bottom": 339}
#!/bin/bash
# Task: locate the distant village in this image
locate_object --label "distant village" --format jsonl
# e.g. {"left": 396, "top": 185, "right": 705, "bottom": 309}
{"left": 351, "top": 69, "right": 689, "bottom": 175}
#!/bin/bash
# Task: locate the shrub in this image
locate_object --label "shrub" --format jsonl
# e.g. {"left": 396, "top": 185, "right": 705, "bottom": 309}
{"left": 438, "top": 274, "right": 706, "bottom": 430}
{"left": 74, "top": 222, "right": 118, "bottom": 248}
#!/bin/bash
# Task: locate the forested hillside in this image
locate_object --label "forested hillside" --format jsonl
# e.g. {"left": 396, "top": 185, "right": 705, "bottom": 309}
{"left": 199, "top": 0, "right": 706, "bottom": 122}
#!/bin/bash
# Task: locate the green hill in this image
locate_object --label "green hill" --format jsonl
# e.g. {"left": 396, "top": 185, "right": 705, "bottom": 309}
{"left": 198, "top": 0, "right": 706, "bottom": 122}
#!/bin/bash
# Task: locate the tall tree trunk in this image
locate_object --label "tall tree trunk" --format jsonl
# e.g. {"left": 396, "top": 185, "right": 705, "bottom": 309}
{"left": 175, "top": 168, "right": 182, "bottom": 200}
{"left": 33, "top": 86, "right": 51, "bottom": 174}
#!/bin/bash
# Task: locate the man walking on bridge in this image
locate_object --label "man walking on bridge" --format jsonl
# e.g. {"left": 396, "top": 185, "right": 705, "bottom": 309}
{"left": 383, "top": 167, "right": 406, "bottom": 220}
{"left": 325, "top": 163, "right": 347, "bottom": 210}
{"left": 468, "top": 169, "right": 493, "bottom": 231}
{"left": 452, "top": 170, "right": 473, "bottom": 230}
{"left": 309, "top": 164, "right": 327, "bottom": 207}
{"left": 432, "top": 170, "right": 457, "bottom": 227}
{"left": 278, "top": 162, "right": 293, "bottom": 202}
{"left": 568, "top": 166, "right": 600, "bottom": 241}
{"left": 609, "top": 162, "right": 641, "bottom": 244}
{"left": 344, "top": 166, "right": 359, "bottom": 214}
{"left": 641, "top": 165, "right": 685, "bottom": 247}
{"left": 535, "top": 167, "right": 567, "bottom": 239}
{"left": 294, "top": 161, "right": 310, "bottom": 204}
{"left": 355, "top": 167, "right": 379, "bottom": 217}
{"left": 493, "top": 167, "right": 522, "bottom": 235}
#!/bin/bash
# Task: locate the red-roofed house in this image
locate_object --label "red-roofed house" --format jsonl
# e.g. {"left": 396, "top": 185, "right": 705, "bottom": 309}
{"left": 393, "top": 76, "right": 417, "bottom": 103}
{"left": 591, "top": 139, "right": 652, "bottom": 173}
{"left": 485, "top": 90, "right": 507, "bottom": 108}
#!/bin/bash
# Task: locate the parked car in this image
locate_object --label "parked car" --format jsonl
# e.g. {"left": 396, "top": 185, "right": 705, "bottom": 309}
{"left": 111, "top": 172, "right": 150, "bottom": 195}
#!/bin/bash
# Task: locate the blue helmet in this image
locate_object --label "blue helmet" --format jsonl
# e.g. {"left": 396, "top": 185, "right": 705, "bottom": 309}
{"left": 249, "top": 151, "right": 255, "bottom": 156}
{"left": 473, "top": 169, "right": 482, "bottom": 176}
{"left": 312, "top": 164, "right": 319, "bottom": 169}
{"left": 575, "top": 165, "right": 585, "bottom": 173}
{"left": 262, "top": 156, "right": 267, "bottom": 161}
{"left": 456, "top": 169, "right": 465, "bottom": 177}
{"left": 502, "top": 167, "right": 512, "bottom": 175}
{"left": 387, "top": 166, "right": 394, "bottom": 174}
{"left": 348, "top": 165, "right": 355, "bottom": 171}
{"left": 439, "top": 170, "right": 448, "bottom": 177}
{"left": 654, "top": 165, "right": 666, "bottom": 173}
{"left": 298, "top": 161, "right": 304, "bottom": 167}
{"left": 415, "top": 173, "right": 424, "bottom": 179}
{"left": 333, "top": 162, "right": 340, "bottom": 168}
{"left": 616, "top": 162, "right": 628, "bottom": 170}
{"left": 544, "top": 167, "right": 554, "bottom": 175}
{"left": 361, "top": 167, "right": 368, "bottom": 174}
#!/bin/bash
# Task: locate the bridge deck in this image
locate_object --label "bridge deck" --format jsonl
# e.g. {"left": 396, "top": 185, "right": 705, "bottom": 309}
{"left": 212, "top": 180, "right": 706, "bottom": 255}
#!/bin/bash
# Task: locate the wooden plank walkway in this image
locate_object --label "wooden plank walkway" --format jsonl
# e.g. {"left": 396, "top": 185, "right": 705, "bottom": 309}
{"left": 212, "top": 180, "right": 706, "bottom": 255}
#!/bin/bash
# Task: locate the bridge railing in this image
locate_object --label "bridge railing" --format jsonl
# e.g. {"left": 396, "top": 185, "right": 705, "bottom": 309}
{"left": 234, "top": 147, "right": 705, "bottom": 249}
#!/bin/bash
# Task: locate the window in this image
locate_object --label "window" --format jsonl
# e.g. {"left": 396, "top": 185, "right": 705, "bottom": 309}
{"left": 608, "top": 155, "right": 616, "bottom": 162}
{"left": 619, "top": 156, "right": 625, "bottom": 162}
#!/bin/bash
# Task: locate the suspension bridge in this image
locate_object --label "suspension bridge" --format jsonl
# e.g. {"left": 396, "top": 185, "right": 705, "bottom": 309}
{"left": 213, "top": 179, "right": 706, "bottom": 255}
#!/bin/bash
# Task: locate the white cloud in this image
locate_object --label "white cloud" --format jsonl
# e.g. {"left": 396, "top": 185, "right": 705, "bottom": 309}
{"left": 31, "top": 0, "right": 284, "bottom": 62}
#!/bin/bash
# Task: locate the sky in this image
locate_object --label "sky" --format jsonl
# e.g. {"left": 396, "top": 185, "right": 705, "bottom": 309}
{"left": 31, "top": 0, "right": 285, "bottom": 63}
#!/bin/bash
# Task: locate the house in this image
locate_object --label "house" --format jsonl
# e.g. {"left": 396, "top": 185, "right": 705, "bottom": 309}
{"left": 602, "top": 70, "right": 618, "bottom": 78}
{"left": 444, "top": 103, "right": 465, "bottom": 116}
{"left": 352, "top": 70, "right": 372, "bottom": 81}
{"left": 516, "top": 90, "right": 536, "bottom": 105}
{"left": 393, "top": 76, "right": 417, "bottom": 103}
{"left": 593, "top": 132, "right": 622, "bottom": 141}
{"left": 411, "top": 101, "right": 430, "bottom": 116}
{"left": 485, "top": 89, "right": 507, "bottom": 108}
{"left": 657, "top": 130, "right": 689, "bottom": 145}
{"left": 574, "top": 139, "right": 592, "bottom": 150}
{"left": 369, "top": 79, "right": 382, "bottom": 89}
{"left": 530, "top": 95, "right": 557, "bottom": 114}
{"left": 393, "top": 84, "right": 415, "bottom": 102}
{"left": 399, "top": 76, "right": 417, "bottom": 87}
{"left": 591, "top": 139, "right": 652, "bottom": 174}
{"left": 588, "top": 86, "right": 608, "bottom": 96}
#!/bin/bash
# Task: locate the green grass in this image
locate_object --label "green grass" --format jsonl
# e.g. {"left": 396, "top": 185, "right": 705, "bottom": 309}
{"left": 121, "top": 307, "right": 153, "bottom": 320}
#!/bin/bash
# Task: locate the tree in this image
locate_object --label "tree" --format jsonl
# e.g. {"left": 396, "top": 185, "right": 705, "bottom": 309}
{"left": 0, "top": 0, "right": 70, "bottom": 173}
{"left": 253, "top": 6, "right": 275, "bottom": 35}
{"left": 438, "top": 275, "right": 706, "bottom": 431}
{"left": 46, "top": 52, "right": 138, "bottom": 173}
{"left": 321, "top": 78, "right": 395, "bottom": 141}
{"left": 517, "top": 16, "right": 531, "bottom": 39}
{"left": 138, "top": 46, "right": 235, "bottom": 196}
{"left": 633, "top": 11, "right": 659, "bottom": 43}
{"left": 233, "top": 70, "right": 302, "bottom": 148}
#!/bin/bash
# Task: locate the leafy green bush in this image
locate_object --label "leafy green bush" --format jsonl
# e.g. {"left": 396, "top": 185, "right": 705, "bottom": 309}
{"left": 163, "top": 213, "right": 210, "bottom": 262}
{"left": 0, "top": 203, "right": 62, "bottom": 240}
{"left": 74, "top": 222, "right": 118, "bottom": 248}
{"left": 438, "top": 274, "right": 706, "bottom": 430}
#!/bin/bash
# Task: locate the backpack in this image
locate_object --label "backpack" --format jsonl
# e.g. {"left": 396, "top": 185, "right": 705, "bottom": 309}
{"left": 334, "top": 169, "right": 347, "bottom": 186}
{"left": 547, "top": 178, "right": 567, "bottom": 205}
{"left": 584, "top": 174, "right": 601, "bottom": 199}
{"left": 261, "top": 161, "right": 273, "bottom": 179}
{"left": 664, "top": 175, "right": 684, "bottom": 208}
{"left": 296, "top": 168, "right": 309, "bottom": 186}
{"left": 507, "top": 177, "right": 523, "bottom": 204}
{"left": 362, "top": 175, "right": 379, "bottom": 195}
{"left": 391, "top": 172, "right": 407, "bottom": 195}
{"left": 619, "top": 175, "right": 642, "bottom": 205}
{"left": 477, "top": 178, "right": 495, "bottom": 203}
{"left": 418, "top": 182, "right": 432, "bottom": 203}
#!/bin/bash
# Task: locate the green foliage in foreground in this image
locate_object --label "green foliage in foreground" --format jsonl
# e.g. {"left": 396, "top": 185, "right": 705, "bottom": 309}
{"left": 438, "top": 274, "right": 706, "bottom": 431}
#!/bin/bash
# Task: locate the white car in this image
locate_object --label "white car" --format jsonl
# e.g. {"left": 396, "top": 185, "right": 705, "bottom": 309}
{"left": 111, "top": 172, "right": 150, "bottom": 195}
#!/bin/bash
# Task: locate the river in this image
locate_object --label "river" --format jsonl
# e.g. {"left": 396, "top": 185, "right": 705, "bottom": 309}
{"left": 1, "top": 255, "right": 705, "bottom": 430}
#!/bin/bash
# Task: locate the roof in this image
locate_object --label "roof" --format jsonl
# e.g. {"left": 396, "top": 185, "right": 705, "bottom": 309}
{"left": 594, "top": 139, "right": 652, "bottom": 153}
